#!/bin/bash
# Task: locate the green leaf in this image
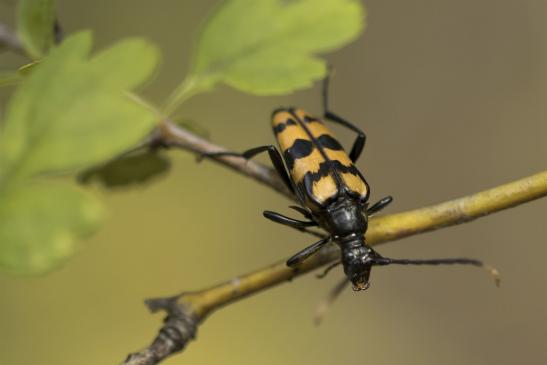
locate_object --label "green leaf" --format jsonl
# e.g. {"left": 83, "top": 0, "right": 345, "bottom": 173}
{"left": 79, "top": 150, "right": 171, "bottom": 189}
{"left": 0, "top": 181, "right": 104, "bottom": 274}
{"left": 17, "top": 0, "right": 57, "bottom": 59}
{"left": 0, "top": 31, "right": 160, "bottom": 177}
{"left": 0, "top": 31, "right": 160, "bottom": 274}
{"left": 165, "top": 0, "right": 365, "bottom": 114}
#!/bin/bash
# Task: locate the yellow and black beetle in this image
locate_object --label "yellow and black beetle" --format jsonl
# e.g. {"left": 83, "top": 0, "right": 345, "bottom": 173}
{"left": 205, "top": 75, "right": 494, "bottom": 291}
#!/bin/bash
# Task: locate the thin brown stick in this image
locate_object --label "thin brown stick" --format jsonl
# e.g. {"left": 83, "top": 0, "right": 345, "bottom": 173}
{"left": 159, "top": 119, "right": 293, "bottom": 200}
{"left": 121, "top": 169, "right": 547, "bottom": 365}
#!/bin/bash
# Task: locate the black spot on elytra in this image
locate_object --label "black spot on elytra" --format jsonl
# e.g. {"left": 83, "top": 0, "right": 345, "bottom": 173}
{"left": 283, "top": 139, "right": 313, "bottom": 172}
{"left": 301, "top": 160, "right": 357, "bottom": 183}
{"left": 272, "top": 118, "right": 297, "bottom": 135}
{"left": 289, "top": 139, "right": 314, "bottom": 159}
{"left": 317, "top": 134, "right": 344, "bottom": 151}
{"left": 304, "top": 115, "right": 322, "bottom": 123}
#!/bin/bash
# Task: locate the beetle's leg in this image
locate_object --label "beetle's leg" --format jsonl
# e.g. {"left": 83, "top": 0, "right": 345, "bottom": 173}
{"left": 288, "top": 205, "right": 313, "bottom": 220}
{"left": 321, "top": 71, "right": 367, "bottom": 163}
{"left": 323, "top": 111, "right": 366, "bottom": 163}
{"left": 316, "top": 260, "right": 342, "bottom": 279}
{"left": 263, "top": 211, "right": 325, "bottom": 238}
{"left": 202, "top": 145, "right": 294, "bottom": 194}
{"left": 366, "top": 196, "right": 393, "bottom": 216}
{"left": 263, "top": 210, "right": 317, "bottom": 228}
{"left": 287, "top": 236, "right": 331, "bottom": 267}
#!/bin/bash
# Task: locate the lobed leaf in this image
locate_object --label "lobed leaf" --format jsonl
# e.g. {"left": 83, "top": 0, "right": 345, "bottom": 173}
{"left": 192, "top": 0, "right": 364, "bottom": 95}
{"left": 0, "top": 31, "right": 160, "bottom": 274}
{"left": 0, "top": 31, "right": 160, "bottom": 177}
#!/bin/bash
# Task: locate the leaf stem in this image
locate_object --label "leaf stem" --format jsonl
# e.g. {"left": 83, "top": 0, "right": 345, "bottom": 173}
{"left": 159, "top": 118, "right": 293, "bottom": 199}
{"left": 163, "top": 75, "right": 211, "bottom": 117}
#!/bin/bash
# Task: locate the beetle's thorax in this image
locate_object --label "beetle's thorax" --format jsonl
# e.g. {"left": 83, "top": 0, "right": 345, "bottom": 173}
{"left": 317, "top": 195, "right": 368, "bottom": 237}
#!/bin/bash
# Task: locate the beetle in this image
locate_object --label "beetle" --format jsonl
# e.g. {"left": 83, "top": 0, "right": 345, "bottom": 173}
{"left": 203, "top": 75, "right": 496, "bottom": 292}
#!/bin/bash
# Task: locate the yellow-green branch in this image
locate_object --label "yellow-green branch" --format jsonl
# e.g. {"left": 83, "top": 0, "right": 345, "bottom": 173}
{"left": 122, "top": 170, "right": 547, "bottom": 365}
{"left": 179, "top": 170, "right": 547, "bottom": 317}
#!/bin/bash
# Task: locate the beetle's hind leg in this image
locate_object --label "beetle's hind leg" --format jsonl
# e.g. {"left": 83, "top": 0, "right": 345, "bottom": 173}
{"left": 321, "top": 70, "right": 367, "bottom": 163}
{"left": 200, "top": 145, "right": 294, "bottom": 194}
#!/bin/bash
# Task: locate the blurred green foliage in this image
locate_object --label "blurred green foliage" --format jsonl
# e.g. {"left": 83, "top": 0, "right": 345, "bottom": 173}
{"left": 0, "top": 181, "right": 103, "bottom": 273}
{"left": 0, "top": 32, "right": 159, "bottom": 273}
{"left": 0, "top": 62, "right": 39, "bottom": 87}
{"left": 165, "top": 0, "right": 365, "bottom": 114}
{"left": 0, "top": 33, "right": 159, "bottom": 174}
{"left": 0, "top": 0, "right": 365, "bottom": 274}
{"left": 79, "top": 151, "right": 171, "bottom": 188}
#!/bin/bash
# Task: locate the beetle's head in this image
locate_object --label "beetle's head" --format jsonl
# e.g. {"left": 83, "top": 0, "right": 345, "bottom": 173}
{"left": 341, "top": 240, "right": 377, "bottom": 291}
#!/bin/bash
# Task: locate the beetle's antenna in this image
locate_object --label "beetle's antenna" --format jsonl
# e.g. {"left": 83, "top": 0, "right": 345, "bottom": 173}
{"left": 373, "top": 257, "right": 500, "bottom": 287}
{"left": 314, "top": 277, "right": 349, "bottom": 326}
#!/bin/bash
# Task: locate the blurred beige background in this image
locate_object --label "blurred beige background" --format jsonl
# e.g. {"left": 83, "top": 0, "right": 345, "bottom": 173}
{"left": 1, "top": 1, "right": 546, "bottom": 364}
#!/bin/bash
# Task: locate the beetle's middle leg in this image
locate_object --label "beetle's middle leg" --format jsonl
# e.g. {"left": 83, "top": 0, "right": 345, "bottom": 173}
{"left": 263, "top": 210, "right": 317, "bottom": 228}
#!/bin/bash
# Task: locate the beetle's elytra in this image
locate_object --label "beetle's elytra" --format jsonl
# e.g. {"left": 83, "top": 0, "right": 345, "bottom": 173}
{"left": 272, "top": 108, "right": 369, "bottom": 208}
